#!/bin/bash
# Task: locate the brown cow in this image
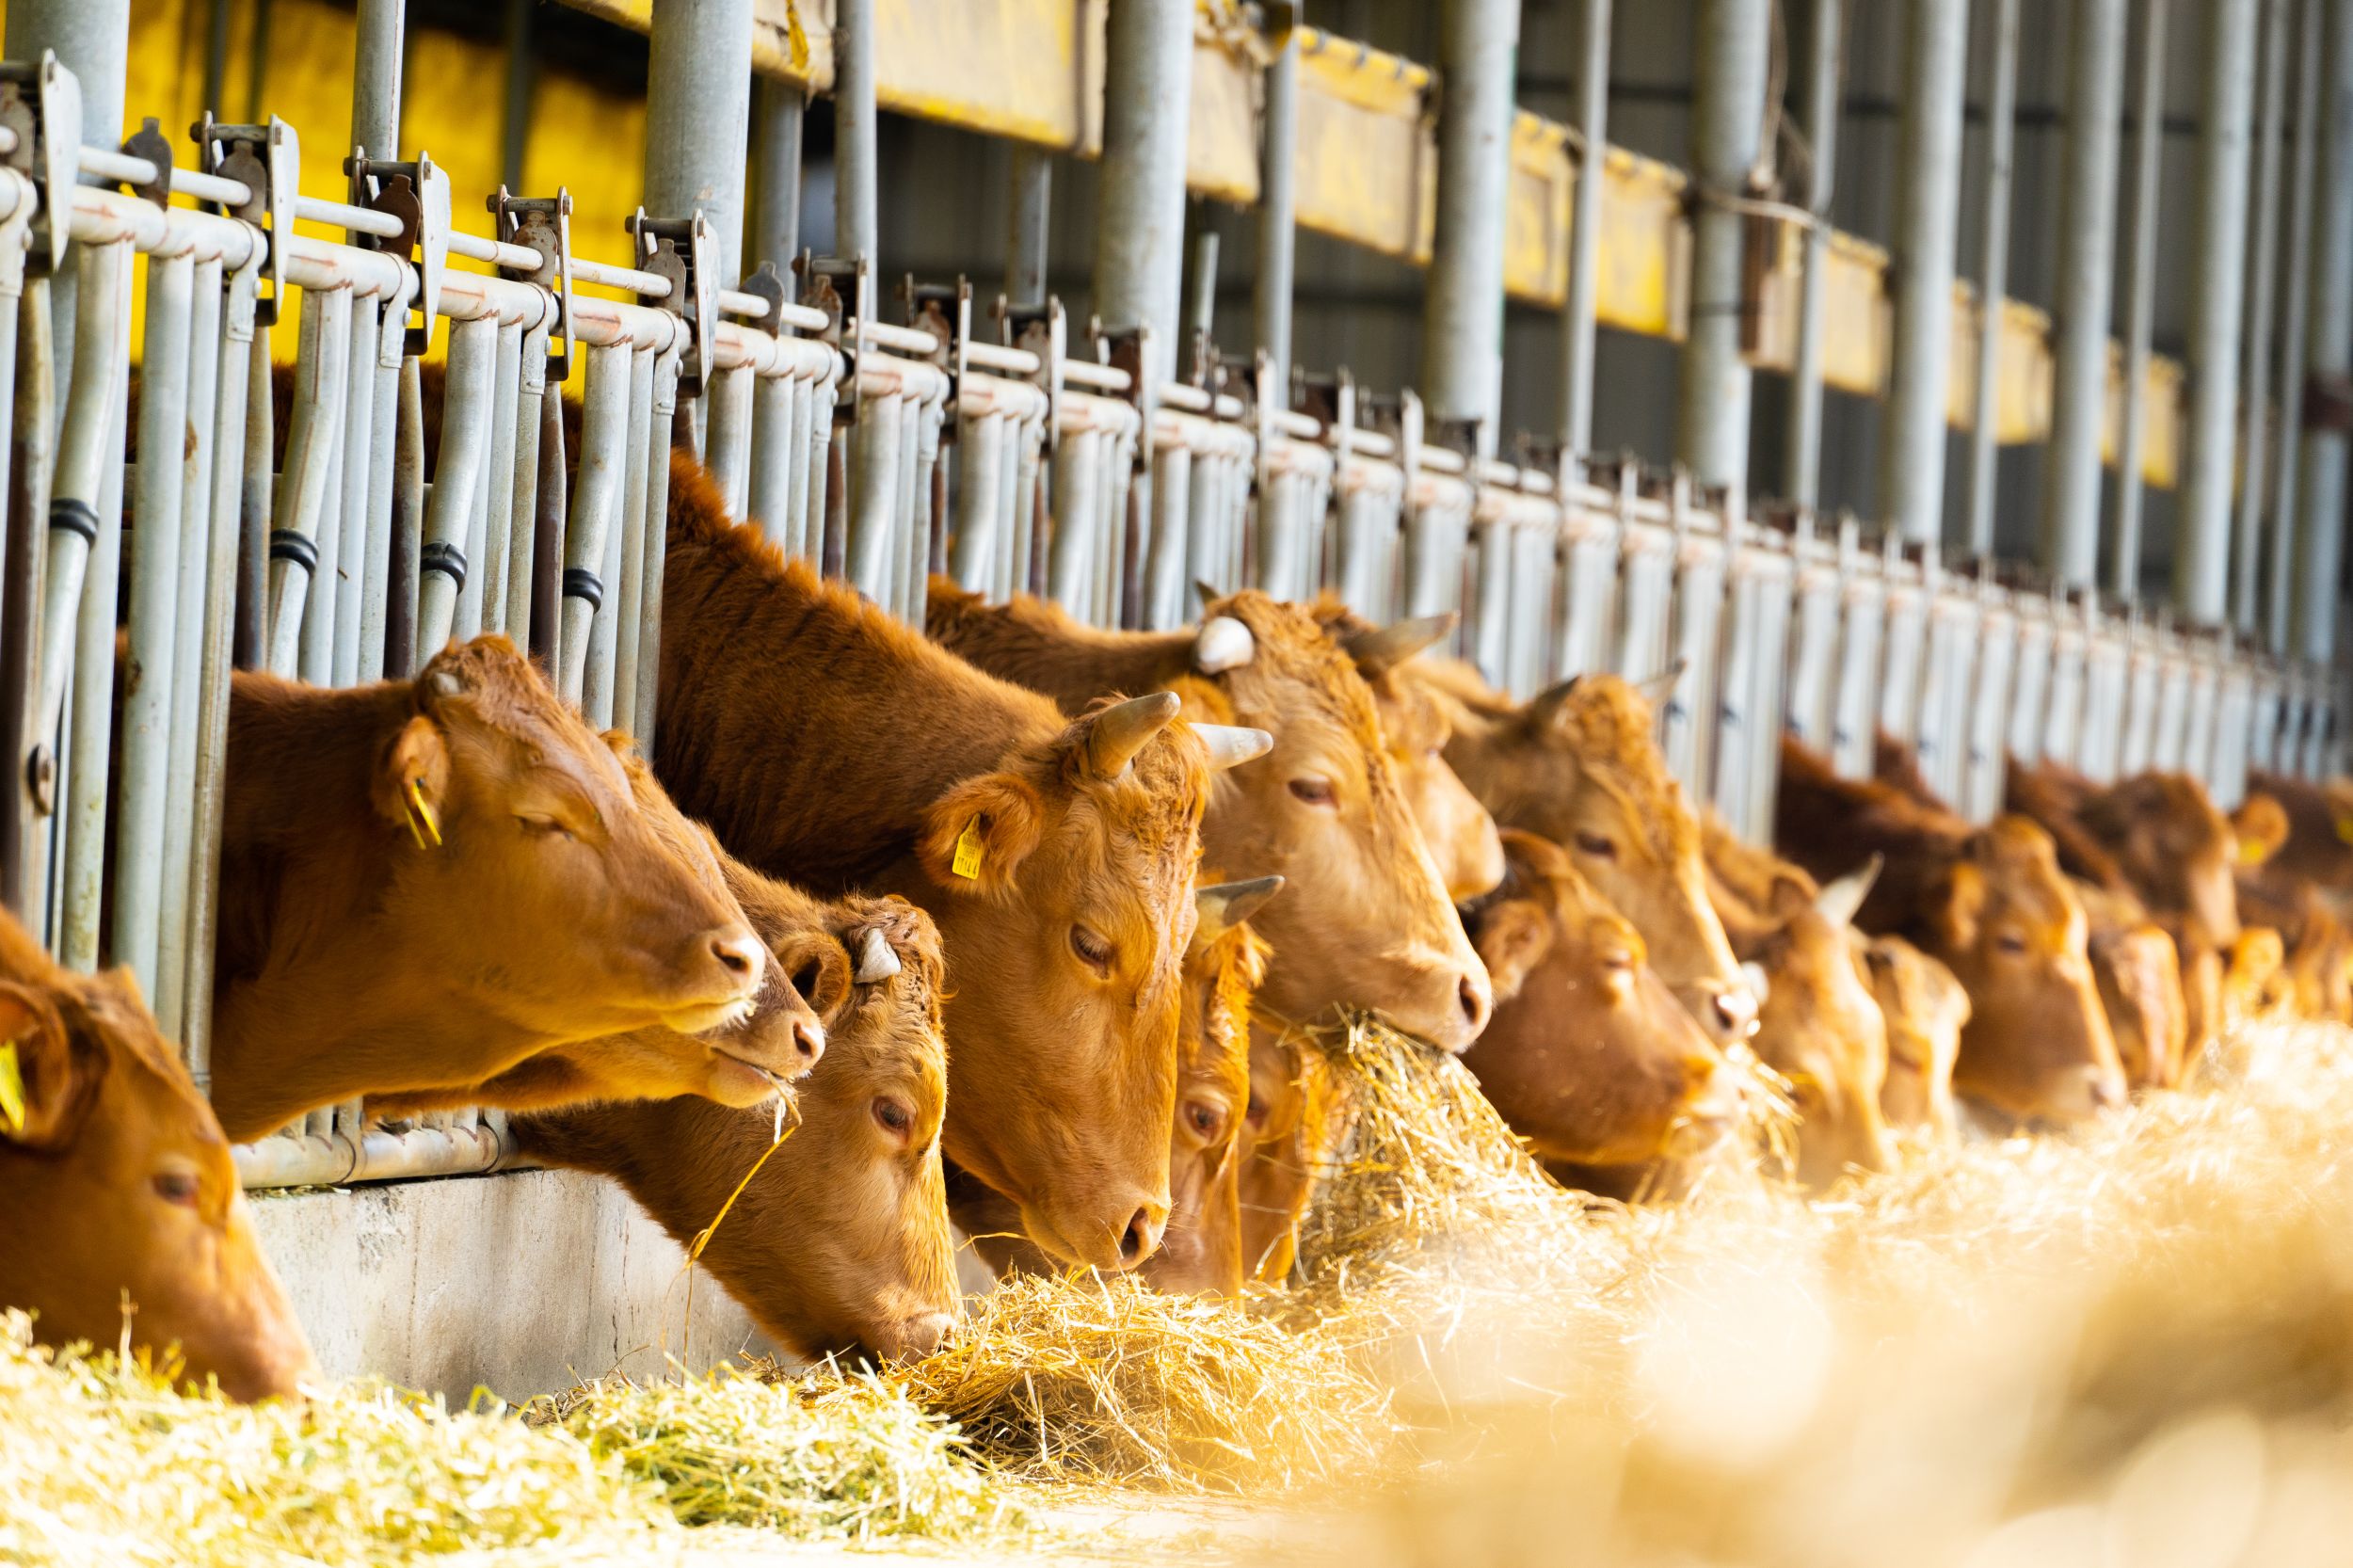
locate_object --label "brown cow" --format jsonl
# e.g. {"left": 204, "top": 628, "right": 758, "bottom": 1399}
{"left": 211, "top": 637, "right": 768, "bottom": 1143}
{"left": 1777, "top": 736, "right": 2125, "bottom": 1127}
{"left": 519, "top": 887, "right": 957, "bottom": 1361}
{"left": 2246, "top": 770, "right": 2353, "bottom": 889}
{"left": 1458, "top": 831, "right": 1735, "bottom": 1179}
{"left": 1417, "top": 663, "right": 1756, "bottom": 1046}
{"left": 1235, "top": 1021, "right": 1349, "bottom": 1284}
{"left": 1860, "top": 934, "right": 1969, "bottom": 1140}
{"left": 0, "top": 907, "right": 314, "bottom": 1400}
{"left": 658, "top": 457, "right": 1260, "bottom": 1270}
{"left": 2089, "top": 921, "right": 2190, "bottom": 1090}
{"left": 1308, "top": 603, "right": 1507, "bottom": 903}
{"left": 926, "top": 582, "right": 1492, "bottom": 1052}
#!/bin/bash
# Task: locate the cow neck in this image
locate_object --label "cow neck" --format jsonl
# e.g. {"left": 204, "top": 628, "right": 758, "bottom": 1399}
{"left": 213, "top": 678, "right": 545, "bottom": 1139}
{"left": 656, "top": 530, "right": 1065, "bottom": 889}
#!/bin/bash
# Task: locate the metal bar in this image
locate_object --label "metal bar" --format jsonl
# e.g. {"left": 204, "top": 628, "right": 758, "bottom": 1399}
{"left": 264, "top": 285, "right": 351, "bottom": 680}
{"left": 36, "top": 243, "right": 132, "bottom": 760}
{"left": 2043, "top": 0, "right": 2128, "bottom": 585}
{"left": 2233, "top": 0, "right": 2292, "bottom": 632}
{"left": 1961, "top": 0, "right": 2019, "bottom": 556}
{"left": 1257, "top": 21, "right": 1302, "bottom": 393}
{"left": 1678, "top": 0, "right": 1773, "bottom": 488}
{"left": 1005, "top": 148, "right": 1052, "bottom": 309}
{"left": 355, "top": 291, "right": 408, "bottom": 681}
{"left": 2292, "top": 0, "right": 2353, "bottom": 664}
{"left": 1881, "top": 0, "right": 1971, "bottom": 546}
{"left": 2106, "top": 0, "right": 2170, "bottom": 598}
{"left": 2175, "top": 0, "right": 2260, "bottom": 623}
{"left": 476, "top": 320, "right": 524, "bottom": 638}
{"left": 502, "top": 0, "right": 535, "bottom": 192}
{"left": 1785, "top": 0, "right": 1839, "bottom": 508}
{"left": 14, "top": 0, "right": 132, "bottom": 394}
{"left": 504, "top": 327, "right": 549, "bottom": 649}
{"left": 1418, "top": 0, "right": 1520, "bottom": 451}
{"left": 330, "top": 293, "right": 380, "bottom": 683}
{"left": 415, "top": 315, "right": 495, "bottom": 661}
{"left": 351, "top": 0, "right": 406, "bottom": 157}
{"left": 234, "top": 320, "right": 272, "bottom": 670}
{"left": 0, "top": 277, "right": 52, "bottom": 922}
{"left": 2270, "top": 0, "right": 2324, "bottom": 650}
{"left": 648, "top": 0, "right": 758, "bottom": 285}
{"left": 752, "top": 77, "right": 805, "bottom": 276}
{"left": 532, "top": 383, "right": 565, "bottom": 671}
{"left": 1095, "top": 0, "right": 1196, "bottom": 390}
{"left": 1562, "top": 0, "right": 1619, "bottom": 466}
{"left": 596, "top": 345, "right": 657, "bottom": 732}
{"left": 561, "top": 342, "right": 635, "bottom": 707}
{"left": 386, "top": 360, "right": 424, "bottom": 677}
{"left": 1187, "top": 230, "right": 1220, "bottom": 345}
{"left": 835, "top": 0, "right": 879, "bottom": 263}
{"left": 634, "top": 347, "right": 682, "bottom": 746}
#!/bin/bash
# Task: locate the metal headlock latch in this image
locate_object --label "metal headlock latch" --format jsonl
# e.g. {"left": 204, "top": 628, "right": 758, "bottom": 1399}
{"left": 345, "top": 149, "right": 449, "bottom": 357}
{"left": 0, "top": 52, "right": 80, "bottom": 278}
{"left": 193, "top": 114, "right": 296, "bottom": 326}
{"left": 488, "top": 186, "right": 574, "bottom": 381}
{"left": 799, "top": 251, "right": 872, "bottom": 428}
{"left": 1000, "top": 295, "right": 1065, "bottom": 455}
{"left": 903, "top": 275, "right": 970, "bottom": 405}
{"left": 629, "top": 208, "right": 718, "bottom": 397}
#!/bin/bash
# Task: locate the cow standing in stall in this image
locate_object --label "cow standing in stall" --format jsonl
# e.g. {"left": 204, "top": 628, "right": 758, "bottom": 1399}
{"left": 0, "top": 907, "right": 315, "bottom": 1401}
{"left": 657, "top": 456, "right": 1264, "bottom": 1271}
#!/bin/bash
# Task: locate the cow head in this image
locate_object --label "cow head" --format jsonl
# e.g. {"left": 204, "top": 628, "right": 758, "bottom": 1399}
{"left": 1142, "top": 878, "right": 1277, "bottom": 1297}
{"left": 1459, "top": 831, "right": 1735, "bottom": 1170}
{"left": 1179, "top": 593, "right": 1492, "bottom": 1052}
{"left": 1858, "top": 934, "right": 1969, "bottom": 1141}
{"left": 1433, "top": 668, "right": 1753, "bottom": 1047}
{"left": 903, "top": 693, "right": 1227, "bottom": 1271}
{"left": 2077, "top": 774, "right": 2241, "bottom": 949}
{"left": 1744, "top": 863, "right": 1897, "bottom": 1188}
{"left": 0, "top": 915, "right": 313, "bottom": 1401}
{"left": 2231, "top": 792, "right": 2290, "bottom": 870}
{"left": 1235, "top": 1024, "right": 1348, "bottom": 1284}
{"left": 1921, "top": 817, "right": 2126, "bottom": 1126}
{"left": 2089, "top": 922, "right": 2188, "bottom": 1091}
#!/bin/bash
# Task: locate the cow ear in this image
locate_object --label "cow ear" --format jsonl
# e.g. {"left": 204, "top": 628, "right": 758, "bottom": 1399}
{"left": 920, "top": 772, "right": 1047, "bottom": 896}
{"left": 374, "top": 714, "right": 452, "bottom": 846}
{"left": 775, "top": 928, "right": 856, "bottom": 1027}
{"left": 0, "top": 983, "right": 92, "bottom": 1151}
{"left": 1929, "top": 859, "right": 1988, "bottom": 953}
{"left": 1466, "top": 897, "right": 1555, "bottom": 1003}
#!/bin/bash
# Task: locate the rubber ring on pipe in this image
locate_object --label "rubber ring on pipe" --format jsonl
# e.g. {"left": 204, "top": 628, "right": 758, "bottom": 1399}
{"left": 421, "top": 542, "right": 468, "bottom": 590}
{"left": 562, "top": 568, "right": 603, "bottom": 612}
{"left": 268, "top": 529, "right": 319, "bottom": 573}
{"left": 48, "top": 497, "right": 100, "bottom": 545}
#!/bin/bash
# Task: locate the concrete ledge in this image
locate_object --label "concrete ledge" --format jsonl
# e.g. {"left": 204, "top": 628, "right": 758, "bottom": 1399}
{"left": 249, "top": 1168, "right": 774, "bottom": 1401}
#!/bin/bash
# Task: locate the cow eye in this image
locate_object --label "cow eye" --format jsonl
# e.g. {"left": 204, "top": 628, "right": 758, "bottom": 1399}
{"left": 1185, "top": 1100, "right": 1227, "bottom": 1143}
{"left": 1575, "top": 831, "right": 1615, "bottom": 859}
{"left": 152, "top": 1170, "right": 200, "bottom": 1208}
{"left": 517, "top": 813, "right": 574, "bottom": 840}
{"left": 1069, "top": 925, "right": 1114, "bottom": 975}
{"left": 1289, "top": 776, "right": 1337, "bottom": 808}
{"left": 1994, "top": 932, "right": 2030, "bottom": 956}
{"left": 1245, "top": 1091, "right": 1269, "bottom": 1130}
{"left": 871, "top": 1096, "right": 914, "bottom": 1143}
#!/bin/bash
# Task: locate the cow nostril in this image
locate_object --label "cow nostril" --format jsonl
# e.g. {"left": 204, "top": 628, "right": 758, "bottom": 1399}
{"left": 712, "top": 934, "right": 760, "bottom": 977}
{"left": 792, "top": 1018, "right": 824, "bottom": 1064}
{"left": 2090, "top": 1071, "right": 2127, "bottom": 1111}
{"left": 1458, "top": 974, "right": 1489, "bottom": 1030}
{"left": 1119, "top": 1207, "right": 1160, "bottom": 1264}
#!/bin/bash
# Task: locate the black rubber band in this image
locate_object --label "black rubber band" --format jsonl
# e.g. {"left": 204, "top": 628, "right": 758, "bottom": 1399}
{"left": 562, "top": 567, "right": 603, "bottom": 612}
{"left": 48, "top": 497, "right": 99, "bottom": 545}
{"left": 421, "top": 541, "right": 468, "bottom": 590}
{"left": 268, "top": 529, "right": 318, "bottom": 572}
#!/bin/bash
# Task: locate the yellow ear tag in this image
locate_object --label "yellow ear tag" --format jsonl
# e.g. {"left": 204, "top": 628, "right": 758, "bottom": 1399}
{"left": 0, "top": 1041, "right": 25, "bottom": 1135}
{"left": 2240, "top": 835, "right": 2270, "bottom": 867}
{"left": 952, "top": 818, "right": 984, "bottom": 881}
{"left": 405, "top": 778, "right": 442, "bottom": 850}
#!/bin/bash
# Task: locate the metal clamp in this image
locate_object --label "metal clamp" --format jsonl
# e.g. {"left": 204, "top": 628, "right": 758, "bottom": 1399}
{"left": 629, "top": 207, "right": 719, "bottom": 397}
{"left": 194, "top": 114, "right": 296, "bottom": 325}
{"left": 739, "top": 258, "right": 791, "bottom": 325}
{"left": 800, "top": 251, "right": 872, "bottom": 427}
{"left": 0, "top": 53, "right": 79, "bottom": 277}
{"left": 488, "top": 186, "right": 575, "bottom": 381}
{"left": 1000, "top": 295, "right": 1065, "bottom": 453}
{"left": 345, "top": 149, "right": 450, "bottom": 356}
{"left": 117, "top": 118, "right": 174, "bottom": 208}
{"left": 903, "top": 275, "right": 970, "bottom": 402}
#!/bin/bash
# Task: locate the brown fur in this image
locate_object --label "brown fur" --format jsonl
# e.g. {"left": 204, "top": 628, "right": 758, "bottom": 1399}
{"left": 1235, "top": 1021, "right": 1348, "bottom": 1283}
{"left": 926, "top": 580, "right": 1491, "bottom": 1051}
{"left": 0, "top": 906, "right": 312, "bottom": 1400}
{"left": 656, "top": 456, "right": 1209, "bottom": 1269}
{"left": 1859, "top": 934, "right": 1969, "bottom": 1141}
{"left": 519, "top": 886, "right": 957, "bottom": 1361}
{"left": 211, "top": 637, "right": 764, "bottom": 1143}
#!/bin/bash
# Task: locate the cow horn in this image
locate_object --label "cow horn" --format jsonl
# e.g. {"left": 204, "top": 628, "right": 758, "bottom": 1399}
{"left": 1738, "top": 960, "right": 1772, "bottom": 1009}
{"left": 1192, "top": 722, "right": 1273, "bottom": 772}
{"left": 855, "top": 927, "right": 902, "bottom": 984}
{"left": 425, "top": 667, "right": 468, "bottom": 699}
{"left": 1194, "top": 579, "right": 1226, "bottom": 610}
{"left": 1084, "top": 691, "right": 1183, "bottom": 778}
{"left": 1526, "top": 676, "right": 1582, "bottom": 728}
{"left": 1194, "top": 875, "right": 1285, "bottom": 945}
{"left": 1343, "top": 612, "right": 1456, "bottom": 678}
{"left": 1814, "top": 853, "right": 1883, "bottom": 928}
{"left": 1193, "top": 615, "right": 1257, "bottom": 674}
{"left": 1632, "top": 658, "right": 1689, "bottom": 708}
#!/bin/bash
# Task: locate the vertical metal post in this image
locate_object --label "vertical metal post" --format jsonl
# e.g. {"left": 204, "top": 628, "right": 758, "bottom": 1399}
{"left": 1095, "top": 0, "right": 1196, "bottom": 389}
{"left": 203, "top": 0, "right": 233, "bottom": 117}
{"left": 1880, "top": 0, "right": 1971, "bottom": 546}
{"left": 1785, "top": 0, "right": 1840, "bottom": 508}
{"left": 752, "top": 77, "right": 805, "bottom": 276}
{"left": 2041, "top": 0, "right": 2127, "bottom": 586}
{"left": 647, "top": 0, "right": 756, "bottom": 283}
{"left": 1256, "top": 19, "right": 1302, "bottom": 395}
{"left": 835, "top": 0, "right": 880, "bottom": 264}
{"left": 502, "top": 0, "right": 535, "bottom": 192}
{"left": 1678, "top": 0, "right": 1773, "bottom": 488}
{"left": 1961, "top": 0, "right": 2019, "bottom": 557}
{"left": 1006, "top": 149, "right": 1052, "bottom": 308}
{"left": 12, "top": 0, "right": 132, "bottom": 391}
{"left": 351, "top": 0, "right": 406, "bottom": 156}
{"left": 1418, "top": 0, "right": 1520, "bottom": 452}
{"left": 2108, "top": 0, "right": 2171, "bottom": 599}
{"left": 2270, "top": 0, "right": 2323, "bottom": 650}
{"left": 2234, "top": 0, "right": 2292, "bottom": 632}
{"left": 2175, "top": 0, "right": 2260, "bottom": 623}
{"left": 2293, "top": 0, "right": 2353, "bottom": 664}
{"left": 1187, "top": 230, "right": 1221, "bottom": 344}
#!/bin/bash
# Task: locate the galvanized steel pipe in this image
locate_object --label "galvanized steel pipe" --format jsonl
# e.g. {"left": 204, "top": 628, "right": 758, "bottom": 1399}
{"left": 2175, "top": 0, "right": 2260, "bottom": 623}
{"left": 834, "top": 0, "right": 879, "bottom": 263}
{"left": 1257, "top": 22, "right": 1302, "bottom": 394}
{"left": 1678, "top": 0, "right": 1773, "bottom": 488}
{"left": 2107, "top": 0, "right": 2171, "bottom": 598}
{"left": 2042, "top": 0, "right": 2127, "bottom": 586}
{"left": 1005, "top": 148, "right": 1052, "bottom": 309}
{"left": 647, "top": 0, "right": 756, "bottom": 284}
{"left": 2270, "top": 0, "right": 2323, "bottom": 650}
{"left": 1094, "top": 0, "right": 1195, "bottom": 390}
{"left": 752, "top": 78, "right": 805, "bottom": 276}
{"left": 1880, "top": 0, "right": 1971, "bottom": 546}
{"left": 2292, "top": 0, "right": 2353, "bottom": 663}
{"left": 1419, "top": 0, "right": 1520, "bottom": 450}
{"left": 1962, "top": 0, "right": 2019, "bottom": 557}
{"left": 1785, "top": 0, "right": 1841, "bottom": 509}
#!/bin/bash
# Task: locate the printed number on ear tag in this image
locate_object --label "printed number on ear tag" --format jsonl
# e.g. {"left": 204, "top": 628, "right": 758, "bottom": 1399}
{"left": 406, "top": 778, "right": 442, "bottom": 850}
{"left": 952, "top": 818, "right": 984, "bottom": 881}
{"left": 0, "top": 1040, "right": 24, "bottom": 1134}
